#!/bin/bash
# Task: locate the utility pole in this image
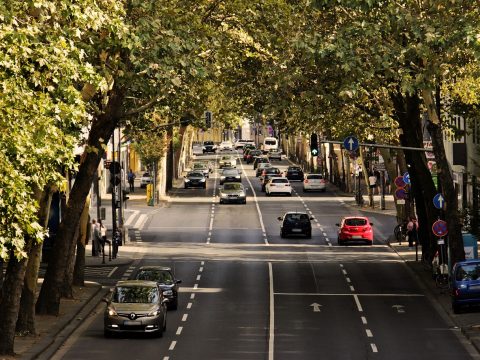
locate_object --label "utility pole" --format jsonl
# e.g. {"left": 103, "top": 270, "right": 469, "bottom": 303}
{"left": 111, "top": 131, "right": 117, "bottom": 238}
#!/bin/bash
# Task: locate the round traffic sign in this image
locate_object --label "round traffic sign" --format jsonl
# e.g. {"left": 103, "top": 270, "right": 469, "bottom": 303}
{"left": 394, "top": 176, "right": 406, "bottom": 188}
{"left": 433, "top": 193, "right": 445, "bottom": 210}
{"left": 395, "top": 188, "right": 407, "bottom": 200}
{"left": 343, "top": 136, "right": 359, "bottom": 152}
{"left": 432, "top": 220, "right": 448, "bottom": 237}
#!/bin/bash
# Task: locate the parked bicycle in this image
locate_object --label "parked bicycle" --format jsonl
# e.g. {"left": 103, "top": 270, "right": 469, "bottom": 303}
{"left": 435, "top": 263, "right": 450, "bottom": 289}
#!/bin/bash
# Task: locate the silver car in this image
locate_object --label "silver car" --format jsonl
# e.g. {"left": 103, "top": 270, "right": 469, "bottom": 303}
{"left": 219, "top": 182, "right": 247, "bottom": 204}
{"left": 103, "top": 280, "right": 168, "bottom": 338}
{"left": 192, "top": 162, "right": 211, "bottom": 178}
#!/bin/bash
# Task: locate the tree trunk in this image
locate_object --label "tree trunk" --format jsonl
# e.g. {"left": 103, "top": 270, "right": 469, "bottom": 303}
{"left": 36, "top": 87, "right": 125, "bottom": 316}
{"left": 61, "top": 224, "right": 78, "bottom": 299}
{"left": 423, "top": 90, "right": 465, "bottom": 263}
{"left": 0, "top": 248, "right": 31, "bottom": 355}
{"left": 16, "top": 186, "right": 54, "bottom": 335}
{"left": 73, "top": 196, "right": 91, "bottom": 287}
{"left": 392, "top": 91, "right": 438, "bottom": 262}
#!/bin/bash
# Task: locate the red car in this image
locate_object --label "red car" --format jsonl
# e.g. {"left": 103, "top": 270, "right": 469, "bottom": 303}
{"left": 336, "top": 216, "right": 373, "bottom": 245}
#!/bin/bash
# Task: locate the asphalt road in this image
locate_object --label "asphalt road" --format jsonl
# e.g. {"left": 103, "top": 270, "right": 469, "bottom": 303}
{"left": 53, "top": 152, "right": 477, "bottom": 360}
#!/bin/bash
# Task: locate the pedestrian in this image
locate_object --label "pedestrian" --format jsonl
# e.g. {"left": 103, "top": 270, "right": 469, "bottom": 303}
{"left": 406, "top": 216, "right": 418, "bottom": 249}
{"left": 99, "top": 220, "right": 107, "bottom": 250}
{"left": 368, "top": 171, "right": 377, "bottom": 195}
{"left": 384, "top": 171, "right": 391, "bottom": 194}
{"left": 91, "top": 219, "right": 102, "bottom": 256}
{"left": 128, "top": 169, "right": 135, "bottom": 192}
{"left": 373, "top": 168, "right": 381, "bottom": 194}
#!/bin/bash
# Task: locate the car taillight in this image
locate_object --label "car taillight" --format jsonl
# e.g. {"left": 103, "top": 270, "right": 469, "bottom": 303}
{"left": 454, "top": 289, "right": 460, "bottom": 297}
{"left": 304, "top": 179, "right": 309, "bottom": 183}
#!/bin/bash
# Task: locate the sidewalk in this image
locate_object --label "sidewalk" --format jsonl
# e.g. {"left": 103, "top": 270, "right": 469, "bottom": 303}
{"left": 342, "top": 186, "right": 480, "bottom": 355}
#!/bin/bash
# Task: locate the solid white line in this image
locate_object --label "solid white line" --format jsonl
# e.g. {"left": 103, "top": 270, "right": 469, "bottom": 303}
{"left": 371, "top": 343, "right": 378, "bottom": 353}
{"left": 361, "top": 316, "right": 367, "bottom": 324}
{"left": 353, "top": 294, "right": 363, "bottom": 312}
{"left": 190, "top": 293, "right": 195, "bottom": 300}
{"left": 176, "top": 327, "right": 183, "bottom": 335}
{"left": 239, "top": 159, "right": 268, "bottom": 245}
{"left": 163, "top": 357, "right": 169, "bottom": 360}
{"left": 134, "top": 214, "right": 148, "bottom": 230}
{"left": 124, "top": 210, "right": 140, "bottom": 226}
{"left": 107, "top": 267, "right": 118, "bottom": 278}
{"left": 366, "top": 329, "right": 373, "bottom": 337}
{"left": 209, "top": 219, "right": 213, "bottom": 231}
{"left": 196, "top": 275, "right": 201, "bottom": 281}
{"left": 187, "top": 302, "right": 192, "bottom": 309}
{"left": 169, "top": 341, "right": 176, "bottom": 350}
{"left": 268, "top": 262, "right": 274, "bottom": 360}
{"left": 182, "top": 314, "right": 188, "bottom": 322}
{"left": 274, "top": 292, "right": 424, "bottom": 297}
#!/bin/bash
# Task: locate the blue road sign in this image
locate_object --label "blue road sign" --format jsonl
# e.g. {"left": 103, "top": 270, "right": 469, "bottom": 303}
{"left": 433, "top": 193, "right": 446, "bottom": 210}
{"left": 432, "top": 220, "right": 448, "bottom": 237}
{"left": 343, "top": 136, "right": 359, "bottom": 152}
{"left": 403, "top": 172, "right": 410, "bottom": 185}
{"left": 395, "top": 188, "right": 407, "bottom": 200}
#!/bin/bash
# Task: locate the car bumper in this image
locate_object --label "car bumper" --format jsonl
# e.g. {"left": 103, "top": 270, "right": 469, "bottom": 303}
{"left": 220, "top": 196, "right": 246, "bottom": 203}
{"left": 338, "top": 234, "right": 373, "bottom": 242}
{"left": 267, "top": 189, "right": 292, "bottom": 194}
{"left": 304, "top": 185, "right": 326, "bottom": 191}
{"left": 104, "top": 317, "right": 163, "bottom": 334}
{"left": 185, "top": 182, "right": 205, "bottom": 187}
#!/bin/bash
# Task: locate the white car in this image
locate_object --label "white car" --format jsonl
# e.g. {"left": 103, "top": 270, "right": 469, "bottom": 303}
{"left": 140, "top": 172, "right": 152, "bottom": 188}
{"left": 234, "top": 139, "right": 255, "bottom": 149}
{"left": 218, "top": 141, "right": 233, "bottom": 151}
{"left": 219, "top": 155, "right": 236, "bottom": 168}
{"left": 265, "top": 177, "right": 292, "bottom": 196}
{"left": 303, "top": 174, "right": 326, "bottom": 192}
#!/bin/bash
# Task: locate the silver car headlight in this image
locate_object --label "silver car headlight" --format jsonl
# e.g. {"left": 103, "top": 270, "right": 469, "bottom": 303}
{"left": 220, "top": 176, "right": 225, "bottom": 180}
{"left": 163, "top": 290, "right": 173, "bottom": 296}
{"left": 185, "top": 178, "right": 190, "bottom": 182}
{"left": 221, "top": 193, "right": 228, "bottom": 198}
{"left": 239, "top": 192, "right": 245, "bottom": 197}
{"left": 235, "top": 175, "right": 240, "bottom": 179}
{"left": 148, "top": 309, "right": 160, "bottom": 317}
{"left": 200, "top": 178, "right": 206, "bottom": 182}
{"left": 108, "top": 307, "right": 117, "bottom": 316}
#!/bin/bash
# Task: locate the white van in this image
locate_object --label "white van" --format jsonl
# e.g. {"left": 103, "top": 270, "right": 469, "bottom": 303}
{"left": 262, "top": 137, "right": 278, "bottom": 153}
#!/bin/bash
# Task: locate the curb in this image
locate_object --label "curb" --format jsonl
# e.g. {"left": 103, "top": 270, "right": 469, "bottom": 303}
{"left": 26, "top": 282, "right": 107, "bottom": 360}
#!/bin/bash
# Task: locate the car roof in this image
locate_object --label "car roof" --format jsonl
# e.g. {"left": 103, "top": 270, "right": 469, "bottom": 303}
{"left": 284, "top": 211, "right": 308, "bottom": 215}
{"left": 342, "top": 216, "right": 369, "bottom": 221}
{"left": 270, "top": 176, "right": 287, "bottom": 180}
{"left": 115, "top": 280, "right": 159, "bottom": 287}
{"left": 138, "top": 266, "right": 172, "bottom": 272}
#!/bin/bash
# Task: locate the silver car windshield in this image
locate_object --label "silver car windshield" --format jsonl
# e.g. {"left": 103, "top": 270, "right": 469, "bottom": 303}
{"left": 136, "top": 270, "right": 174, "bottom": 285}
{"left": 113, "top": 286, "right": 159, "bottom": 304}
{"left": 223, "top": 183, "right": 242, "bottom": 190}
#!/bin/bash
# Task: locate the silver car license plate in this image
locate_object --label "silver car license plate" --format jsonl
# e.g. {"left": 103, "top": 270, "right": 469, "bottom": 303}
{"left": 292, "top": 229, "right": 302, "bottom": 233}
{"left": 124, "top": 320, "right": 141, "bottom": 326}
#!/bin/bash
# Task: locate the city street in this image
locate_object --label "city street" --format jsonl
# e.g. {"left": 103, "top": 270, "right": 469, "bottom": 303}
{"left": 52, "top": 153, "right": 478, "bottom": 360}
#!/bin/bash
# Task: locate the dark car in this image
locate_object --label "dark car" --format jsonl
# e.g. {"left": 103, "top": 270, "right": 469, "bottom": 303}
{"left": 220, "top": 168, "right": 241, "bottom": 185}
{"left": 246, "top": 150, "right": 262, "bottom": 164}
{"left": 286, "top": 166, "right": 304, "bottom": 181}
{"left": 451, "top": 259, "right": 480, "bottom": 313}
{"left": 278, "top": 212, "right": 313, "bottom": 238}
{"left": 243, "top": 144, "right": 256, "bottom": 154}
{"left": 243, "top": 148, "right": 254, "bottom": 161}
{"left": 260, "top": 167, "right": 282, "bottom": 191}
{"left": 103, "top": 280, "right": 168, "bottom": 338}
{"left": 253, "top": 156, "right": 270, "bottom": 170}
{"left": 184, "top": 171, "right": 206, "bottom": 189}
{"left": 135, "top": 266, "right": 182, "bottom": 310}
{"left": 202, "top": 141, "right": 216, "bottom": 153}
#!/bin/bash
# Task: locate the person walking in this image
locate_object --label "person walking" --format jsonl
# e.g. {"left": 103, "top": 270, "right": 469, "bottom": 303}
{"left": 368, "top": 171, "right": 377, "bottom": 195}
{"left": 128, "top": 169, "right": 135, "bottom": 192}
{"left": 91, "top": 219, "right": 102, "bottom": 256}
{"left": 99, "top": 220, "right": 107, "bottom": 249}
{"left": 406, "top": 216, "right": 418, "bottom": 249}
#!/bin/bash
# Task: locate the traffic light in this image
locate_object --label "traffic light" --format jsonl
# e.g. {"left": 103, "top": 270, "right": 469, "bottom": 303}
{"left": 109, "top": 161, "right": 121, "bottom": 186}
{"left": 205, "top": 111, "right": 212, "bottom": 128}
{"left": 310, "top": 133, "right": 319, "bottom": 156}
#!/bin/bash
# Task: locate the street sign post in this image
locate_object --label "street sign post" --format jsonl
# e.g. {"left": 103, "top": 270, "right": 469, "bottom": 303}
{"left": 343, "top": 136, "right": 359, "bottom": 152}
{"left": 432, "top": 220, "right": 448, "bottom": 237}
{"left": 433, "top": 193, "right": 445, "bottom": 210}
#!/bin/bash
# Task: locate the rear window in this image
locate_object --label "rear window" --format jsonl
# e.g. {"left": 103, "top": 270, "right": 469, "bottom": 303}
{"left": 266, "top": 168, "right": 280, "bottom": 174}
{"left": 307, "top": 175, "right": 323, "bottom": 179}
{"left": 288, "top": 167, "right": 301, "bottom": 171}
{"left": 204, "top": 141, "right": 214, "bottom": 145}
{"left": 285, "top": 214, "right": 310, "bottom": 223}
{"left": 345, "top": 218, "right": 367, "bottom": 226}
{"left": 265, "top": 140, "right": 277, "bottom": 145}
{"left": 223, "top": 170, "right": 238, "bottom": 176}
{"left": 272, "top": 178, "right": 288, "bottom": 184}
{"left": 456, "top": 264, "right": 480, "bottom": 281}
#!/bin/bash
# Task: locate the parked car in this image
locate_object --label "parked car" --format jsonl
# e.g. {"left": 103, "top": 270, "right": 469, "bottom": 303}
{"left": 218, "top": 141, "right": 233, "bottom": 151}
{"left": 184, "top": 171, "right": 207, "bottom": 189}
{"left": 219, "top": 155, "right": 236, "bottom": 168}
{"left": 303, "top": 174, "right": 327, "bottom": 192}
{"left": 202, "top": 141, "right": 216, "bottom": 154}
{"left": 135, "top": 266, "right": 182, "bottom": 310}
{"left": 267, "top": 149, "right": 282, "bottom": 161}
{"left": 220, "top": 168, "right": 241, "bottom": 185}
{"left": 253, "top": 156, "right": 270, "bottom": 170}
{"left": 140, "top": 172, "right": 153, "bottom": 188}
{"left": 246, "top": 150, "right": 262, "bottom": 164}
{"left": 278, "top": 212, "right": 313, "bottom": 238}
{"left": 192, "top": 162, "right": 211, "bottom": 178}
{"left": 451, "top": 259, "right": 480, "bottom": 313}
{"left": 219, "top": 182, "right": 247, "bottom": 204}
{"left": 336, "top": 216, "right": 373, "bottom": 245}
{"left": 256, "top": 162, "right": 272, "bottom": 177}
{"left": 266, "top": 177, "right": 292, "bottom": 196}
{"left": 285, "top": 166, "right": 304, "bottom": 181}
{"left": 103, "top": 280, "right": 168, "bottom": 338}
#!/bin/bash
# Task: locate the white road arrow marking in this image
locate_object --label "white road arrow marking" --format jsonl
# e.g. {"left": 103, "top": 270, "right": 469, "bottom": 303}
{"left": 392, "top": 305, "right": 405, "bottom": 313}
{"left": 310, "top": 303, "right": 322, "bottom": 312}
{"left": 438, "top": 195, "right": 444, "bottom": 208}
{"left": 348, "top": 138, "right": 354, "bottom": 150}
